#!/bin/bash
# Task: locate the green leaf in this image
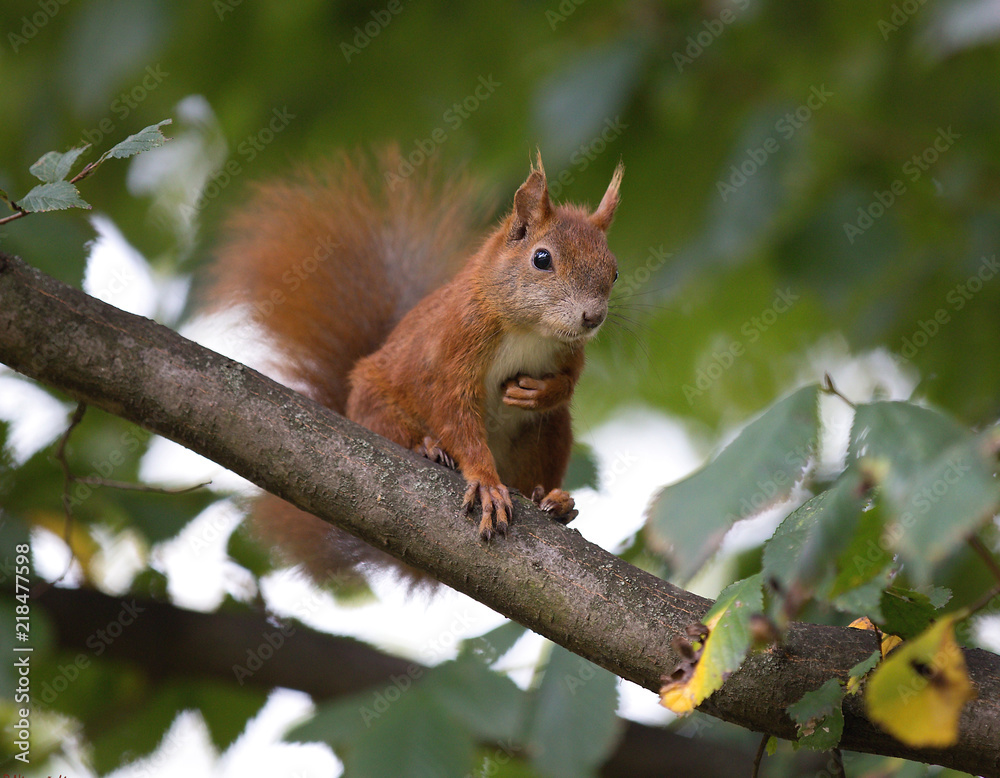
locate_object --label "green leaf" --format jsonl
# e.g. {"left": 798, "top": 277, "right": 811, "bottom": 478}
{"left": 890, "top": 429, "right": 1000, "bottom": 583}
{"left": 29, "top": 146, "right": 90, "bottom": 183}
{"left": 563, "top": 443, "right": 599, "bottom": 492}
{"left": 762, "top": 469, "right": 871, "bottom": 601}
{"left": 523, "top": 645, "right": 622, "bottom": 778}
{"left": 17, "top": 181, "right": 90, "bottom": 212}
{"left": 848, "top": 401, "right": 967, "bottom": 472}
{"left": 291, "top": 658, "right": 525, "bottom": 777}
{"left": 660, "top": 573, "right": 764, "bottom": 714}
{"left": 647, "top": 385, "right": 821, "bottom": 580}
{"left": 460, "top": 620, "right": 527, "bottom": 665}
{"left": 428, "top": 657, "right": 525, "bottom": 744}
{"left": 113, "top": 487, "right": 220, "bottom": 545}
{"left": 879, "top": 586, "right": 950, "bottom": 641}
{"left": 99, "top": 119, "right": 172, "bottom": 162}
{"left": 194, "top": 681, "right": 269, "bottom": 752}
{"left": 227, "top": 522, "right": 275, "bottom": 579}
{"left": 848, "top": 650, "right": 882, "bottom": 686}
{"left": 826, "top": 498, "right": 890, "bottom": 598}
{"left": 787, "top": 677, "right": 845, "bottom": 751}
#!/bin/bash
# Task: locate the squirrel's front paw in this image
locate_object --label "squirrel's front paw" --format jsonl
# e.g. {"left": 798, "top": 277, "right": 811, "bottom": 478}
{"left": 502, "top": 374, "right": 571, "bottom": 411}
{"left": 531, "top": 486, "right": 578, "bottom": 524}
{"left": 415, "top": 436, "right": 457, "bottom": 470}
{"left": 462, "top": 479, "right": 513, "bottom": 541}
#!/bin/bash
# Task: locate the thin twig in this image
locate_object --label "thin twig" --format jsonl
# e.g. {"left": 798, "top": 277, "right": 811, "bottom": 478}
{"left": 821, "top": 373, "right": 856, "bottom": 409}
{"left": 73, "top": 476, "right": 211, "bottom": 493}
{"left": 969, "top": 535, "right": 1000, "bottom": 584}
{"left": 45, "top": 402, "right": 211, "bottom": 588}
{"left": 751, "top": 733, "right": 768, "bottom": 778}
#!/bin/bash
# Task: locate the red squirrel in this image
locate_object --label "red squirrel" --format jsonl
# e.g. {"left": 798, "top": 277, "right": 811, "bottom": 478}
{"left": 211, "top": 148, "right": 622, "bottom": 580}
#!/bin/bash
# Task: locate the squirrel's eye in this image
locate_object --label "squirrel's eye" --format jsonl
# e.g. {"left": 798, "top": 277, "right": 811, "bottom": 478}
{"left": 613, "top": 270, "right": 619, "bottom": 284}
{"left": 531, "top": 248, "right": 553, "bottom": 271}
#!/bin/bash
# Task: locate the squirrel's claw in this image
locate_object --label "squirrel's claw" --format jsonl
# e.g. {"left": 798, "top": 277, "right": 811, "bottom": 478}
{"left": 415, "top": 437, "right": 457, "bottom": 469}
{"left": 531, "top": 486, "right": 578, "bottom": 524}
{"left": 463, "top": 479, "right": 512, "bottom": 540}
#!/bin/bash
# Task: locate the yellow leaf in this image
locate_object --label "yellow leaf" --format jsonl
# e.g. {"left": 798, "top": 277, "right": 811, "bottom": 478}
{"left": 31, "top": 509, "right": 100, "bottom": 575}
{"left": 865, "top": 616, "right": 976, "bottom": 748}
{"left": 847, "top": 616, "right": 902, "bottom": 657}
{"left": 659, "top": 574, "right": 764, "bottom": 715}
{"left": 659, "top": 611, "right": 721, "bottom": 715}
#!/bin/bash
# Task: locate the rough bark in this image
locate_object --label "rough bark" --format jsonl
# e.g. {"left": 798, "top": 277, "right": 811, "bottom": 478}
{"left": 1, "top": 252, "right": 998, "bottom": 775}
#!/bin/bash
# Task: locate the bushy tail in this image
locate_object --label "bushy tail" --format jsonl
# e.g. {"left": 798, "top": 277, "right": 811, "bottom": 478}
{"left": 208, "top": 148, "right": 486, "bottom": 583}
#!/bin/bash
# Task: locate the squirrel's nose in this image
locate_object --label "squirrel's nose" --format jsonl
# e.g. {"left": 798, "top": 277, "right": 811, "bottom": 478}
{"left": 582, "top": 306, "right": 607, "bottom": 330}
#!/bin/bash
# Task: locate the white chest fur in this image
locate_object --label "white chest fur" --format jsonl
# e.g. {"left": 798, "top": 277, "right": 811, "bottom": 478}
{"left": 483, "top": 331, "right": 565, "bottom": 475}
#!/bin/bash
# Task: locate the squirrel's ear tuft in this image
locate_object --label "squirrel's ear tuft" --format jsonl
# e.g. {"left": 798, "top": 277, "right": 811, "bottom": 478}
{"left": 509, "top": 153, "right": 552, "bottom": 241}
{"left": 590, "top": 160, "right": 624, "bottom": 232}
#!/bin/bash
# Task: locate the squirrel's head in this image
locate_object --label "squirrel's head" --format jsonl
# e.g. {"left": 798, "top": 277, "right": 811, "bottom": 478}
{"left": 492, "top": 153, "right": 622, "bottom": 344}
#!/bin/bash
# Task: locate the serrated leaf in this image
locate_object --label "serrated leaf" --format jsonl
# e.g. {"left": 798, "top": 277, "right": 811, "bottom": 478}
{"left": 826, "top": 498, "right": 890, "bottom": 598}
{"left": 762, "top": 468, "right": 871, "bottom": 602}
{"left": 647, "top": 385, "right": 820, "bottom": 580}
{"left": 849, "top": 401, "right": 967, "bottom": 471}
{"left": 524, "top": 645, "right": 622, "bottom": 778}
{"left": 660, "top": 573, "right": 764, "bottom": 714}
{"left": 890, "top": 429, "right": 1000, "bottom": 583}
{"left": 100, "top": 119, "right": 172, "bottom": 162}
{"left": 29, "top": 146, "right": 90, "bottom": 183}
{"left": 879, "top": 586, "right": 949, "bottom": 641}
{"left": 865, "top": 615, "right": 976, "bottom": 748}
{"left": 787, "top": 677, "right": 845, "bottom": 751}
{"left": 847, "top": 650, "right": 882, "bottom": 694}
{"left": 17, "top": 181, "right": 90, "bottom": 212}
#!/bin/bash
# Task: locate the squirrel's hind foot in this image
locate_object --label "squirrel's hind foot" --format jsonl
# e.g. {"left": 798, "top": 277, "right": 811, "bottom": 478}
{"left": 531, "top": 486, "right": 578, "bottom": 524}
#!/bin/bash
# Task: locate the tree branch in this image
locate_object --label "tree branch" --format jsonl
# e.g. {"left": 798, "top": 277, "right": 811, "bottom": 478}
{"left": 1, "top": 252, "right": 998, "bottom": 775}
